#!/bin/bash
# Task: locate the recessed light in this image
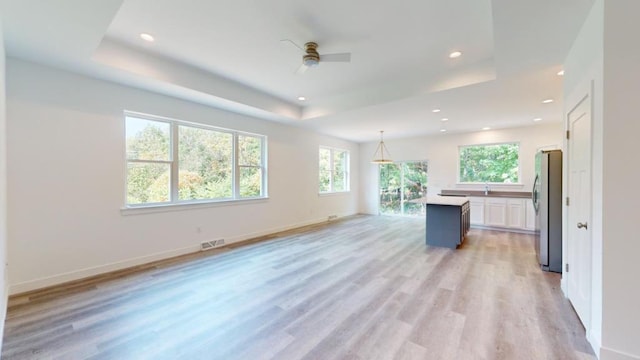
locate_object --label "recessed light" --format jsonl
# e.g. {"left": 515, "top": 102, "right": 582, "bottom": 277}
{"left": 432, "top": 109, "right": 441, "bottom": 113}
{"left": 297, "top": 96, "right": 306, "bottom": 101}
{"left": 441, "top": 118, "right": 449, "bottom": 122}
{"left": 542, "top": 99, "right": 554, "bottom": 104}
{"left": 449, "top": 51, "right": 462, "bottom": 58}
{"left": 140, "top": 33, "right": 155, "bottom": 42}
{"left": 557, "top": 70, "right": 565, "bottom": 76}
{"left": 533, "top": 118, "right": 542, "bottom": 122}
{"left": 440, "top": 129, "right": 447, "bottom": 132}
{"left": 482, "top": 127, "right": 491, "bottom": 131}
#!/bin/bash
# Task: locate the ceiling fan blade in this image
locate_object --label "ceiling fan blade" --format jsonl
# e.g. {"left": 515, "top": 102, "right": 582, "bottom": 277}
{"left": 320, "top": 53, "right": 351, "bottom": 62}
{"left": 280, "top": 39, "right": 305, "bottom": 53}
{"left": 295, "top": 63, "right": 309, "bottom": 74}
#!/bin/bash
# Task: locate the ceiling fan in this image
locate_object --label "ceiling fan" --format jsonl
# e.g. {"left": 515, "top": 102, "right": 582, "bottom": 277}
{"left": 282, "top": 40, "right": 351, "bottom": 74}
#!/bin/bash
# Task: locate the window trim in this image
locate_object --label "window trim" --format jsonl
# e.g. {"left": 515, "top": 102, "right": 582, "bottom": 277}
{"left": 319, "top": 146, "right": 350, "bottom": 194}
{"left": 124, "top": 111, "right": 268, "bottom": 209}
{"left": 457, "top": 141, "right": 522, "bottom": 184}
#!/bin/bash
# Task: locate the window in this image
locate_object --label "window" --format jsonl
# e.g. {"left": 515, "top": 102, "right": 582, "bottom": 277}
{"left": 379, "top": 161, "right": 428, "bottom": 216}
{"left": 125, "top": 113, "right": 267, "bottom": 207}
{"left": 459, "top": 142, "right": 519, "bottom": 183}
{"left": 319, "top": 147, "right": 349, "bottom": 193}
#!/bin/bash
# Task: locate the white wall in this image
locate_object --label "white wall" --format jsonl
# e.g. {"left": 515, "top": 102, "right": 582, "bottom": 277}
{"left": 359, "top": 123, "right": 562, "bottom": 214}
{"left": 6, "top": 59, "right": 359, "bottom": 294}
{"left": 600, "top": 1, "right": 640, "bottom": 359}
{"left": 0, "top": 18, "right": 9, "bottom": 351}
{"left": 565, "top": 1, "right": 640, "bottom": 359}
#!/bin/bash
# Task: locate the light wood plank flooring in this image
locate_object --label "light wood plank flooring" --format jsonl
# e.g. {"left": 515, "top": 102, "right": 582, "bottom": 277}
{"left": 2, "top": 215, "right": 595, "bottom": 360}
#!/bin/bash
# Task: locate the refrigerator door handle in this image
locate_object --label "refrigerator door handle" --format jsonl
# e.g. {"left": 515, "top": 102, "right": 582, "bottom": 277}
{"left": 532, "top": 174, "right": 540, "bottom": 213}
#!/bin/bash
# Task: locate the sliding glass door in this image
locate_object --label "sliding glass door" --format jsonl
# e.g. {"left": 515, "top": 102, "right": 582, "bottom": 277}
{"left": 379, "top": 161, "right": 428, "bottom": 216}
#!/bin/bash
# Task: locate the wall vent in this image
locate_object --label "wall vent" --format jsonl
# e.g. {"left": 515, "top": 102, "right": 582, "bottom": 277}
{"left": 201, "top": 239, "right": 225, "bottom": 251}
{"left": 328, "top": 215, "right": 338, "bottom": 221}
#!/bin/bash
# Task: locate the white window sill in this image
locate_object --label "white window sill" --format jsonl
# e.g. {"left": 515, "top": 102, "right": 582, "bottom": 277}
{"left": 121, "top": 197, "right": 269, "bottom": 216}
{"left": 318, "top": 191, "right": 351, "bottom": 197}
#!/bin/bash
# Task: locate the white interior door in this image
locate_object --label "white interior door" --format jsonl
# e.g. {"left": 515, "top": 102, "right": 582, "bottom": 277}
{"left": 567, "top": 94, "right": 592, "bottom": 329}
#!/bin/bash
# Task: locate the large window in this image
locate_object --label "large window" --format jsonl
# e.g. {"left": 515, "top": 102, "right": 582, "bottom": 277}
{"left": 459, "top": 142, "right": 520, "bottom": 183}
{"left": 125, "top": 113, "right": 266, "bottom": 207}
{"left": 319, "top": 147, "right": 350, "bottom": 193}
{"left": 379, "top": 161, "right": 428, "bottom": 216}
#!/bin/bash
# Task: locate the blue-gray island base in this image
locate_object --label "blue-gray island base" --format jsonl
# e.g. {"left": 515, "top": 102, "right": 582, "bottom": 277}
{"left": 411, "top": 196, "right": 470, "bottom": 249}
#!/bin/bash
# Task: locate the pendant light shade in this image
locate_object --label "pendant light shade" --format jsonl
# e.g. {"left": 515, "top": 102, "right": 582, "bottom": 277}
{"left": 371, "top": 130, "right": 393, "bottom": 164}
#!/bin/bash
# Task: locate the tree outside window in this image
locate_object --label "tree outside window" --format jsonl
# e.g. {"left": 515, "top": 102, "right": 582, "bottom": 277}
{"left": 459, "top": 143, "right": 519, "bottom": 183}
{"left": 379, "top": 161, "right": 428, "bottom": 216}
{"left": 125, "top": 114, "right": 267, "bottom": 206}
{"left": 319, "top": 147, "right": 349, "bottom": 193}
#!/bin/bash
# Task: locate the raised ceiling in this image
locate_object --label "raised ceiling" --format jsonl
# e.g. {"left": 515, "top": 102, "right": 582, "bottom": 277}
{"left": 0, "top": 0, "right": 594, "bottom": 142}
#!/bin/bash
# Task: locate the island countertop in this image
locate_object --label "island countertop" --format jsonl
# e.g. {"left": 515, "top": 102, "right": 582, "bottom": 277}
{"left": 408, "top": 195, "right": 469, "bottom": 206}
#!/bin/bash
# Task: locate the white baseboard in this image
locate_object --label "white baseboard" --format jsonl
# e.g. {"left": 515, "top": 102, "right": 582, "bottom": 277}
{"left": 560, "top": 278, "right": 568, "bottom": 297}
{"left": 9, "top": 244, "right": 200, "bottom": 295}
{"left": 589, "top": 330, "right": 602, "bottom": 359}
{"left": 9, "top": 213, "right": 357, "bottom": 295}
{"left": 600, "top": 347, "right": 640, "bottom": 360}
{"left": 222, "top": 213, "right": 352, "bottom": 245}
{"left": 470, "top": 224, "right": 535, "bottom": 234}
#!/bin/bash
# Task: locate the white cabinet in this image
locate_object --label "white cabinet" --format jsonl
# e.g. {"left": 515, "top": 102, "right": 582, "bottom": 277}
{"left": 468, "top": 197, "right": 485, "bottom": 225}
{"left": 485, "top": 198, "right": 507, "bottom": 227}
{"left": 467, "top": 195, "right": 534, "bottom": 231}
{"left": 506, "top": 199, "right": 524, "bottom": 228}
{"left": 525, "top": 198, "right": 536, "bottom": 230}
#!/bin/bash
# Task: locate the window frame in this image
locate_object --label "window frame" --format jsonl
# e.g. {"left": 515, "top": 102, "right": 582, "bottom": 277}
{"left": 124, "top": 111, "right": 268, "bottom": 209}
{"left": 319, "top": 146, "right": 350, "bottom": 194}
{"left": 457, "top": 141, "right": 521, "bottom": 185}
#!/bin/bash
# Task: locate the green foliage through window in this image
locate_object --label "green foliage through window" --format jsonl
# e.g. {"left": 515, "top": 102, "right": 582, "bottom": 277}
{"left": 459, "top": 143, "right": 519, "bottom": 183}
{"left": 319, "top": 147, "right": 349, "bottom": 193}
{"left": 125, "top": 114, "right": 266, "bottom": 206}
{"left": 379, "top": 161, "right": 428, "bottom": 216}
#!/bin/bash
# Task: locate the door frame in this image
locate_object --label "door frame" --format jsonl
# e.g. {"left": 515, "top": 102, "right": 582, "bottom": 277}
{"left": 563, "top": 82, "right": 594, "bottom": 334}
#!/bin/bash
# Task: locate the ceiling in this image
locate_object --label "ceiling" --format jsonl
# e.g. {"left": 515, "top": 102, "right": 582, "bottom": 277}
{"left": 0, "top": 0, "right": 594, "bottom": 142}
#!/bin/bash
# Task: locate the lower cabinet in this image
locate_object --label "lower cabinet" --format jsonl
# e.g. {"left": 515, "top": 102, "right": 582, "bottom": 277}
{"left": 468, "top": 196, "right": 534, "bottom": 231}
{"left": 485, "top": 198, "right": 507, "bottom": 227}
{"left": 524, "top": 198, "right": 536, "bottom": 230}
{"left": 507, "top": 199, "right": 524, "bottom": 228}
{"left": 468, "top": 197, "right": 485, "bottom": 225}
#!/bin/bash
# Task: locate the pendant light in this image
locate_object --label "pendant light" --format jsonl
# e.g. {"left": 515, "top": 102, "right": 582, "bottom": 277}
{"left": 371, "top": 130, "right": 393, "bottom": 164}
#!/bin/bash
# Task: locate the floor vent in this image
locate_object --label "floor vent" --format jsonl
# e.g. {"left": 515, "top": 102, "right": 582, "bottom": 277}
{"left": 201, "top": 239, "right": 225, "bottom": 251}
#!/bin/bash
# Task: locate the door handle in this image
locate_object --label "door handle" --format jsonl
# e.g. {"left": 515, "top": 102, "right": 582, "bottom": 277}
{"left": 577, "top": 222, "right": 588, "bottom": 230}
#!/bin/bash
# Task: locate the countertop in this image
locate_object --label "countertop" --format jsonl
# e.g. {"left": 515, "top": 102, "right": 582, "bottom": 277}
{"left": 439, "top": 189, "right": 532, "bottom": 199}
{"left": 408, "top": 195, "right": 469, "bottom": 206}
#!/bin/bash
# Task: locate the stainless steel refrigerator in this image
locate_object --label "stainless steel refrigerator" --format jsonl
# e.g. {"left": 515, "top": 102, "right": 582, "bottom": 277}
{"left": 532, "top": 150, "right": 562, "bottom": 273}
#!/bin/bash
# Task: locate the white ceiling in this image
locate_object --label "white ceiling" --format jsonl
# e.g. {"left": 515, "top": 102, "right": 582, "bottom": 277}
{"left": 0, "top": 0, "right": 594, "bottom": 142}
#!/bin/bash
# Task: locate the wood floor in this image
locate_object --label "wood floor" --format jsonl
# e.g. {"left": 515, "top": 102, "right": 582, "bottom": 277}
{"left": 2, "top": 215, "right": 595, "bottom": 360}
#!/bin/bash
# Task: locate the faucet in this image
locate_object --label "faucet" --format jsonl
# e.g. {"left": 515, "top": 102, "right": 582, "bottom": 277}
{"left": 484, "top": 183, "right": 490, "bottom": 195}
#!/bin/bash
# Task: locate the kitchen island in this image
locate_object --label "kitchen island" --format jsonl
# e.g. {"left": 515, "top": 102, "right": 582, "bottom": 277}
{"left": 411, "top": 196, "right": 470, "bottom": 249}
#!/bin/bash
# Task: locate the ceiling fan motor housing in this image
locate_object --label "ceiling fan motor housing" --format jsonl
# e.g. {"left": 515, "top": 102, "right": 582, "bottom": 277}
{"left": 303, "top": 42, "right": 320, "bottom": 66}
